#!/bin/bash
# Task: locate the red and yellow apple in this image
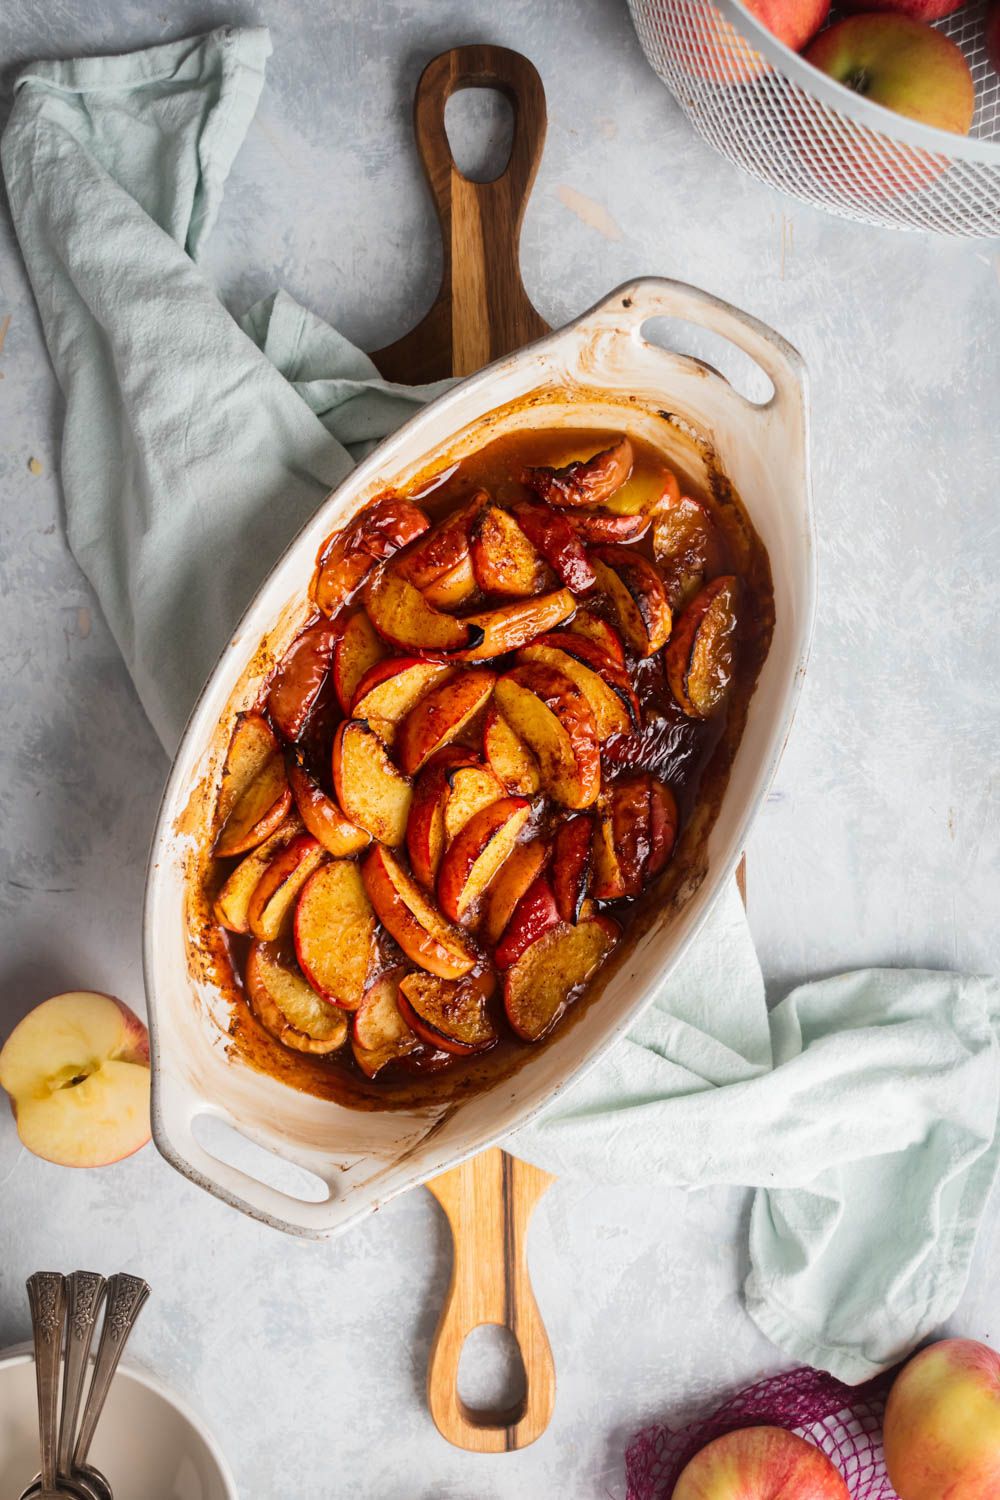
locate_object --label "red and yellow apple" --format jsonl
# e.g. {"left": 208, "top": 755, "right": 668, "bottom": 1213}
{"left": 671, "top": 1427, "right": 850, "bottom": 1500}
{"left": 0, "top": 992, "right": 151, "bottom": 1167}
{"left": 883, "top": 1338, "right": 1000, "bottom": 1500}
{"left": 804, "top": 17, "right": 975, "bottom": 137}
{"left": 839, "top": 0, "right": 963, "bottom": 23}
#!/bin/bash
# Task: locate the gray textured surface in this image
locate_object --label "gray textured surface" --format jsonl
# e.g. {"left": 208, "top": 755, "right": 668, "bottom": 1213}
{"left": 0, "top": 2, "right": 998, "bottom": 1496}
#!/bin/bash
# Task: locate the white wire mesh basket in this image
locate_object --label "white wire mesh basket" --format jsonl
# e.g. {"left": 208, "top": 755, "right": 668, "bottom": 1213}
{"left": 628, "top": 0, "right": 1000, "bottom": 235}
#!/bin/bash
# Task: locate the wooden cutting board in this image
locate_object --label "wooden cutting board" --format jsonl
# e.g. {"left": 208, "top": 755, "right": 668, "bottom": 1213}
{"left": 368, "top": 44, "right": 556, "bottom": 1454}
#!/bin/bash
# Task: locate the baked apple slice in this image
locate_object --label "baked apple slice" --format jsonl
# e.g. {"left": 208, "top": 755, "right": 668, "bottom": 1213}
{"left": 246, "top": 941, "right": 349, "bottom": 1054}
{"left": 247, "top": 833, "right": 327, "bottom": 942}
{"left": 215, "top": 712, "right": 281, "bottom": 829}
{"left": 494, "top": 875, "right": 560, "bottom": 969}
{"left": 591, "top": 772, "right": 677, "bottom": 897}
{"left": 566, "top": 610, "right": 626, "bottom": 665}
{"left": 547, "top": 631, "right": 641, "bottom": 726}
{"left": 366, "top": 568, "right": 485, "bottom": 653}
{"left": 350, "top": 657, "right": 451, "bottom": 743}
{"left": 503, "top": 916, "right": 620, "bottom": 1041}
{"left": 333, "top": 610, "right": 386, "bottom": 714}
{"left": 213, "top": 815, "right": 304, "bottom": 933}
{"left": 665, "top": 576, "right": 738, "bottom": 719}
{"left": 648, "top": 778, "right": 679, "bottom": 877}
{"left": 397, "top": 970, "right": 498, "bottom": 1055}
{"left": 481, "top": 837, "right": 548, "bottom": 947}
{"left": 214, "top": 715, "right": 293, "bottom": 858}
{"left": 267, "top": 619, "right": 338, "bottom": 742}
{"left": 351, "top": 969, "right": 420, "bottom": 1077}
{"left": 405, "top": 747, "right": 478, "bottom": 888}
{"left": 362, "top": 846, "right": 476, "bottom": 979}
{"left": 590, "top": 545, "right": 672, "bottom": 656}
{"left": 287, "top": 752, "right": 371, "bottom": 857}
{"left": 493, "top": 663, "right": 600, "bottom": 809}
{"left": 509, "top": 499, "right": 596, "bottom": 593}
{"left": 653, "top": 491, "right": 722, "bottom": 610}
{"left": 518, "top": 638, "right": 636, "bottom": 741}
{"left": 563, "top": 507, "right": 650, "bottom": 544}
{"left": 483, "top": 703, "right": 541, "bottom": 795}
{"left": 396, "top": 668, "right": 496, "bottom": 776}
{"left": 470, "top": 503, "right": 546, "bottom": 596}
{"left": 552, "top": 814, "right": 594, "bottom": 923}
{"left": 393, "top": 492, "right": 488, "bottom": 608}
{"left": 332, "top": 720, "right": 412, "bottom": 847}
{"left": 293, "top": 861, "right": 375, "bottom": 1009}
{"left": 312, "top": 496, "right": 430, "bottom": 615}
{"left": 437, "top": 796, "right": 531, "bottom": 924}
{"left": 522, "top": 437, "right": 633, "bottom": 508}
{"left": 443, "top": 764, "right": 504, "bottom": 842}
{"left": 460, "top": 588, "right": 576, "bottom": 661}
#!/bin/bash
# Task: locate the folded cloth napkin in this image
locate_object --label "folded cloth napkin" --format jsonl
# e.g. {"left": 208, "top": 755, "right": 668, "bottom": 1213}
{"left": 5, "top": 25, "right": 998, "bottom": 1385}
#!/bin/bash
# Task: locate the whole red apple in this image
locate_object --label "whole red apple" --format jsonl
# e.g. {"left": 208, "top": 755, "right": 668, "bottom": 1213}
{"left": 682, "top": 0, "right": 829, "bottom": 85}
{"left": 884, "top": 1338, "right": 1000, "bottom": 1500}
{"left": 838, "top": 0, "right": 964, "bottom": 23}
{"left": 671, "top": 1426, "right": 851, "bottom": 1500}
{"left": 805, "top": 15, "right": 975, "bottom": 133}
{"left": 987, "top": 1, "right": 1000, "bottom": 72}
{"left": 744, "top": 0, "right": 830, "bottom": 52}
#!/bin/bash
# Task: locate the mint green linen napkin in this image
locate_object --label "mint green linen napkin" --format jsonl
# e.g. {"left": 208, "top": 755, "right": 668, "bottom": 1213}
{"left": 4, "top": 25, "right": 998, "bottom": 1385}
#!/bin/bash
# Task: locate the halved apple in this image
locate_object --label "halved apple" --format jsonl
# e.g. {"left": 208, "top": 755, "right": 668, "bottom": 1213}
{"left": 483, "top": 704, "right": 541, "bottom": 795}
{"left": 366, "top": 568, "right": 485, "bottom": 653}
{"left": 443, "top": 764, "right": 503, "bottom": 842}
{"left": 287, "top": 752, "right": 371, "bottom": 857}
{"left": 362, "top": 846, "right": 476, "bottom": 979}
{"left": 437, "top": 796, "right": 531, "bottom": 923}
{"left": 552, "top": 814, "right": 594, "bottom": 923}
{"left": 493, "top": 663, "right": 600, "bottom": 809}
{"left": 470, "top": 503, "right": 546, "bottom": 597}
{"left": 480, "top": 837, "right": 548, "bottom": 947}
{"left": 293, "top": 861, "right": 375, "bottom": 1010}
{"left": 393, "top": 492, "right": 487, "bottom": 609}
{"left": 312, "top": 496, "right": 430, "bottom": 615}
{"left": 247, "top": 833, "right": 327, "bottom": 941}
{"left": 459, "top": 588, "right": 576, "bottom": 661}
{"left": 518, "top": 639, "right": 635, "bottom": 741}
{"left": 405, "top": 747, "right": 478, "bottom": 888}
{"left": 397, "top": 970, "right": 498, "bottom": 1055}
{"left": 509, "top": 499, "right": 596, "bottom": 593}
{"left": 350, "top": 656, "right": 451, "bottom": 743}
{"left": 351, "top": 969, "right": 420, "bottom": 1077}
{"left": 590, "top": 545, "right": 672, "bottom": 656}
{"left": 653, "top": 491, "right": 722, "bottom": 610}
{"left": 494, "top": 875, "right": 560, "bottom": 969}
{"left": 332, "top": 720, "right": 412, "bottom": 847}
{"left": 522, "top": 437, "right": 633, "bottom": 508}
{"left": 648, "top": 778, "right": 679, "bottom": 877}
{"left": 396, "top": 668, "right": 496, "bottom": 776}
{"left": 665, "top": 576, "right": 738, "bottom": 719}
{"left": 215, "top": 716, "right": 293, "bottom": 858}
{"left": 503, "top": 916, "right": 620, "bottom": 1041}
{"left": 567, "top": 610, "right": 626, "bottom": 665}
{"left": 213, "top": 815, "right": 304, "bottom": 933}
{"left": 266, "top": 619, "right": 339, "bottom": 742}
{"left": 246, "top": 941, "right": 349, "bottom": 1053}
{"left": 333, "top": 610, "right": 386, "bottom": 714}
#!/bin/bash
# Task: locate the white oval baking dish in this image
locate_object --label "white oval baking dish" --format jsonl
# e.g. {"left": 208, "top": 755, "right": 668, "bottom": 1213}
{"left": 144, "top": 277, "right": 814, "bottom": 1238}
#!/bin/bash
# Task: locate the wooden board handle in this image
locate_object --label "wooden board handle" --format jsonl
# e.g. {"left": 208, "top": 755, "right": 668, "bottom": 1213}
{"left": 425, "top": 1146, "right": 556, "bottom": 1451}
{"left": 370, "top": 44, "right": 550, "bottom": 383}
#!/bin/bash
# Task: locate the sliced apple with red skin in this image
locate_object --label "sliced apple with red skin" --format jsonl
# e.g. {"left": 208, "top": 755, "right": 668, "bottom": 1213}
{"left": 393, "top": 493, "right": 487, "bottom": 609}
{"left": 591, "top": 804, "right": 628, "bottom": 901}
{"left": 312, "top": 496, "right": 430, "bottom": 615}
{"left": 509, "top": 499, "right": 596, "bottom": 593}
{"left": 215, "top": 716, "right": 293, "bottom": 858}
{"left": 396, "top": 668, "right": 496, "bottom": 776}
{"left": 293, "top": 860, "right": 375, "bottom": 1010}
{"left": 481, "top": 836, "right": 548, "bottom": 947}
{"left": 504, "top": 916, "right": 620, "bottom": 1042}
{"left": 470, "top": 503, "right": 546, "bottom": 597}
{"left": 591, "top": 773, "right": 676, "bottom": 897}
{"left": 350, "top": 656, "right": 451, "bottom": 743}
{"left": 602, "top": 463, "right": 680, "bottom": 517}
{"left": 365, "top": 568, "right": 485, "bottom": 653}
{"left": 648, "top": 779, "right": 679, "bottom": 877}
{"left": 246, "top": 941, "right": 349, "bottom": 1054}
{"left": 333, "top": 610, "right": 386, "bottom": 714}
{"left": 459, "top": 588, "right": 576, "bottom": 662}
{"left": 483, "top": 703, "right": 541, "bottom": 795}
{"left": 363, "top": 845, "right": 476, "bottom": 979}
{"left": 518, "top": 639, "right": 635, "bottom": 742}
{"left": 397, "top": 970, "right": 498, "bottom": 1056}
{"left": 552, "top": 814, "right": 594, "bottom": 923}
{"left": 332, "top": 720, "right": 412, "bottom": 847}
{"left": 437, "top": 796, "right": 531, "bottom": 924}
{"left": 665, "top": 576, "right": 738, "bottom": 719}
{"left": 548, "top": 631, "right": 641, "bottom": 725}
{"left": 287, "top": 753, "right": 370, "bottom": 857}
{"left": 590, "top": 545, "right": 672, "bottom": 656}
{"left": 214, "top": 712, "right": 280, "bottom": 829}
{"left": 494, "top": 875, "right": 560, "bottom": 969}
{"left": 351, "top": 969, "right": 420, "bottom": 1077}
{"left": 653, "top": 491, "right": 723, "bottom": 610}
{"left": 494, "top": 663, "right": 600, "bottom": 809}
{"left": 213, "top": 815, "right": 304, "bottom": 932}
{"left": 522, "top": 437, "right": 633, "bottom": 508}
{"left": 247, "top": 833, "right": 327, "bottom": 941}
{"left": 443, "top": 764, "right": 503, "bottom": 842}
{"left": 563, "top": 508, "right": 650, "bottom": 543}
{"left": 567, "top": 610, "right": 626, "bottom": 665}
{"left": 405, "top": 747, "right": 478, "bottom": 888}
{"left": 266, "top": 619, "right": 339, "bottom": 742}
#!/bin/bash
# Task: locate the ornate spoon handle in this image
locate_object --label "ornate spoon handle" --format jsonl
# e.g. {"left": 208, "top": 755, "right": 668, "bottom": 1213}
{"left": 26, "top": 1272, "right": 66, "bottom": 1495}
{"left": 58, "top": 1273, "right": 106, "bottom": 1479}
{"left": 73, "top": 1272, "right": 150, "bottom": 1467}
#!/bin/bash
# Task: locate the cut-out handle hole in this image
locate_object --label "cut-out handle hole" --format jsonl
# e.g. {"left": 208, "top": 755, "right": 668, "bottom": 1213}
{"left": 444, "top": 87, "right": 514, "bottom": 184}
{"left": 192, "top": 1114, "right": 330, "bottom": 1204}
{"left": 641, "top": 316, "right": 775, "bottom": 407}
{"left": 456, "top": 1323, "right": 527, "bottom": 1424}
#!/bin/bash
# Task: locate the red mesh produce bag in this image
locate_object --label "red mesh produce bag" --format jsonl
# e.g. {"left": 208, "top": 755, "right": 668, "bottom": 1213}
{"left": 625, "top": 1365, "right": 900, "bottom": 1499}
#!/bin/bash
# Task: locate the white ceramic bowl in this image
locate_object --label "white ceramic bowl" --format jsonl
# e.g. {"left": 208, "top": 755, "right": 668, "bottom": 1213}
{"left": 144, "top": 276, "right": 814, "bottom": 1239}
{"left": 0, "top": 1348, "right": 236, "bottom": 1500}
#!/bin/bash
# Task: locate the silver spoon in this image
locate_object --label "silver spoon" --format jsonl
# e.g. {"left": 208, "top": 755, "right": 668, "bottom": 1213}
{"left": 71, "top": 1272, "right": 150, "bottom": 1497}
{"left": 21, "top": 1273, "right": 102, "bottom": 1500}
{"left": 59, "top": 1274, "right": 108, "bottom": 1496}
